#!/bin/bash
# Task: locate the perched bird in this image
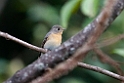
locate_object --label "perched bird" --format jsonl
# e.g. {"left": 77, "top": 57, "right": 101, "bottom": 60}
{"left": 41, "top": 25, "right": 64, "bottom": 51}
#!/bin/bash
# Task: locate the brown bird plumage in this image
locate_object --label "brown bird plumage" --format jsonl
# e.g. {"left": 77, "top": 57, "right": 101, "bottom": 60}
{"left": 41, "top": 25, "right": 64, "bottom": 51}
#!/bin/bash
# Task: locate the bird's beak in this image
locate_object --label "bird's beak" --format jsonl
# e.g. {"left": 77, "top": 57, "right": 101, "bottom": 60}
{"left": 62, "top": 28, "right": 65, "bottom": 30}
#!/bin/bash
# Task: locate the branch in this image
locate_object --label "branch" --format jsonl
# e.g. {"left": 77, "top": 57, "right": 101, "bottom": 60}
{"left": 31, "top": 41, "right": 92, "bottom": 83}
{"left": 78, "top": 62, "right": 124, "bottom": 81}
{"left": 3, "top": 0, "right": 124, "bottom": 83}
{"left": 0, "top": 31, "right": 46, "bottom": 53}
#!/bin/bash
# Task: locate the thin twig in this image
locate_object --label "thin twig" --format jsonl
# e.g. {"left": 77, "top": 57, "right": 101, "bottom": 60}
{"left": 0, "top": 31, "right": 46, "bottom": 53}
{"left": 78, "top": 62, "right": 124, "bottom": 81}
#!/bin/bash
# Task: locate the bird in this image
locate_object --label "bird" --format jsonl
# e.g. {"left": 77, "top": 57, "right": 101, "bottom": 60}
{"left": 41, "top": 25, "right": 64, "bottom": 51}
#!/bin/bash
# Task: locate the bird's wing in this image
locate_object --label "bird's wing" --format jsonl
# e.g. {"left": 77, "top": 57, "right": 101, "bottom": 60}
{"left": 41, "top": 32, "right": 51, "bottom": 48}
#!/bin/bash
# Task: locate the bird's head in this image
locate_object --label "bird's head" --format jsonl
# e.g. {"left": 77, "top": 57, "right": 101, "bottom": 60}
{"left": 51, "top": 25, "right": 65, "bottom": 34}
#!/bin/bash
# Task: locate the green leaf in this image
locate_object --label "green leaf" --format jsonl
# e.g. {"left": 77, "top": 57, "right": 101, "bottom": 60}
{"left": 60, "top": 0, "right": 82, "bottom": 28}
{"left": 81, "top": 0, "right": 99, "bottom": 18}
{"left": 113, "top": 49, "right": 124, "bottom": 57}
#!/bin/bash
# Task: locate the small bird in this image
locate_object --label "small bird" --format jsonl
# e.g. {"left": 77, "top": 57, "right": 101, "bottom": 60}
{"left": 41, "top": 25, "right": 64, "bottom": 51}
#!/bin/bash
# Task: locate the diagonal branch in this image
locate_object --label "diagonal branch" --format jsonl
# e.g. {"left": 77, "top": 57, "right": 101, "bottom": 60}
{"left": 30, "top": 1, "right": 124, "bottom": 83}
{"left": 3, "top": 0, "right": 124, "bottom": 83}
{"left": 31, "top": 41, "right": 92, "bottom": 83}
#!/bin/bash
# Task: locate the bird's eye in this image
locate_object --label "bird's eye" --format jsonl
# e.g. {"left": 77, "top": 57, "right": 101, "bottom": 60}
{"left": 58, "top": 28, "right": 60, "bottom": 31}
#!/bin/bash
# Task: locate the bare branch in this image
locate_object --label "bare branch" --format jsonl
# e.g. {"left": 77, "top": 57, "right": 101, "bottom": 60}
{"left": 0, "top": 31, "right": 46, "bottom": 53}
{"left": 78, "top": 62, "right": 124, "bottom": 81}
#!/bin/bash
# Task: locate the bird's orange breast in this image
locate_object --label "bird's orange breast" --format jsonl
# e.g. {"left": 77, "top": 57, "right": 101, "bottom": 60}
{"left": 47, "top": 33, "right": 62, "bottom": 44}
{"left": 44, "top": 33, "right": 62, "bottom": 50}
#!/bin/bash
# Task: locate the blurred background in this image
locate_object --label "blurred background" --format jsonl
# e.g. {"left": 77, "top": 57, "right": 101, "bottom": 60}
{"left": 0, "top": 0, "right": 124, "bottom": 83}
